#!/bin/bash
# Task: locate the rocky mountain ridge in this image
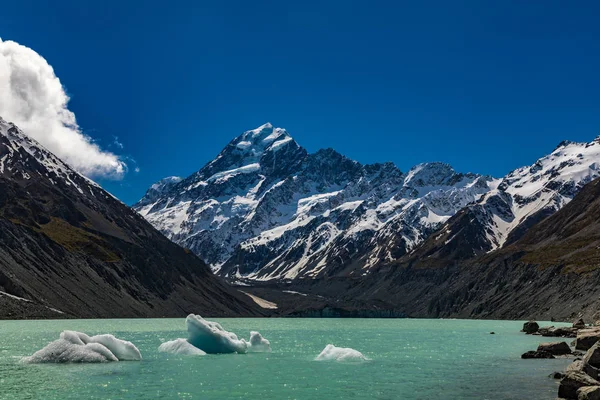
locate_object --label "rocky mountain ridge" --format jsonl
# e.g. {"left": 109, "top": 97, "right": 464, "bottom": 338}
{"left": 135, "top": 123, "right": 497, "bottom": 281}
{"left": 0, "top": 116, "right": 261, "bottom": 318}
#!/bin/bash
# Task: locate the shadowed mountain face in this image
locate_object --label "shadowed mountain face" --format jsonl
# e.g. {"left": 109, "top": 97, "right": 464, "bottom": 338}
{"left": 0, "top": 117, "right": 261, "bottom": 319}
{"left": 324, "top": 175, "right": 600, "bottom": 321}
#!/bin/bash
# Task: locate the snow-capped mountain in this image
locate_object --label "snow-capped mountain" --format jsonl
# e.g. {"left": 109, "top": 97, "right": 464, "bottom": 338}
{"left": 135, "top": 123, "right": 497, "bottom": 281}
{"left": 407, "top": 138, "right": 600, "bottom": 265}
{"left": 0, "top": 116, "right": 260, "bottom": 318}
{"left": 0, "top": 116, "right": 102, "bottom": 193}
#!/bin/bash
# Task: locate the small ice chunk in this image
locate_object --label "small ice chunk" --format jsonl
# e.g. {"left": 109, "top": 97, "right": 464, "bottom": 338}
{"left": 158, "top": 339, "right": 206, "bottom": 356}
{"left": 247, "top": 331, "right": 271, "bottom": 353}
{"left": 22, "top": 330, "right": 142, "bottom": 363}
{"left": 315, "top": 344, "right": 367, "bottom": 362}
{"left": 186, "top": 314, "right": 248, "bottom": 354}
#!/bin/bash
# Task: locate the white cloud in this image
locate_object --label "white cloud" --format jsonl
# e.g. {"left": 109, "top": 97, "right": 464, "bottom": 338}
{"left": 113, "top": 136, "right": 124, "bottom": 149}
{"left": 0, "top": 38, "right": 126, "bottom": 179}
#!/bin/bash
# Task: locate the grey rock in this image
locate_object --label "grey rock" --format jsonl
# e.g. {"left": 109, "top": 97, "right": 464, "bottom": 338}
{"left": 538, "top": 341, "right": 572, "bottom": 356}
{"left": 550, "top": 371, "right": 566, "bottom": 379}
{"left": 567, "top": 360, "right": 600, "bottom": 380}
{"left": 584, "top": 343, "right": 600, "bottom": 368}
{"left": 577, "top": 329, "right": 600, "bottom": 351}
{"left": 559, "top": 371, "right": 600, "bottom": 399}
{"left": 523, "top": 320, "right": 540, "bottom": 334}
{"left": 574, "top": 319, "right": 587, "bottom": 329}
{"left": 541, "top": 327, "right": 579, "bottom": 338}
{"left": 522, "top": 350, "right": 555, "bottom": 359}
{"left": 577, "top": 386, "right": 600, "bottom": 400}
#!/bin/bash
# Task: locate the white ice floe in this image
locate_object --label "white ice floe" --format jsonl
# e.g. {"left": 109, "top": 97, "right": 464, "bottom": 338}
{"left": 247, "top": 331, "right": 271, "bottom": 353}
{"left": 160, "top": 314, "right": 271, "bottom": 355}
{"left": 22, "top": 330, "right": 142, "bottom": 363}
{"left": 315, "top": 344, "right": 367, "bottom": 362}
{"left": 158, "top": 338, "right": 206, "bottom": 356}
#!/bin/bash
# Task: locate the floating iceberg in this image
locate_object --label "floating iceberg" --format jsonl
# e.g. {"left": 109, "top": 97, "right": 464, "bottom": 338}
{"left": 22, "top": 330, "right": 142, "bottom": 363}
{"left": 315, "top": 344, "right": 367, "bottom": 362}
{"left": 247, "top": 331, "right": 271, "bottom": 353}
{"left": 159, "top": 314, "right": 271, "bottom": 355}
{"left": 186, "top": 314, "right": 249, "bottom": 354}
{"left": 158, "top": 338, "right": 206, "bottom": 356}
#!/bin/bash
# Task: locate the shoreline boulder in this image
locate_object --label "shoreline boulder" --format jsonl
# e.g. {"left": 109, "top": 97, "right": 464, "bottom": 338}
{"left": 574, "top": 319, "right": 587, "bottom": 330}
{"left": 559, "top": 371, "right": 600, "bottom": 399}
{"left": 521, "top": 350, "right": 555, "bottom": 359}
{"left": 522, "top": 320, "right": 540, "bottom": 334}
{"left": 538, "top": 341, "right": 572, "bottom": 356}
{"left": 538, "top": 326, "right": 578, "bottom": 338}
{"left": 550, "top": 371, "right": 565, "bottom": 379}
{"left": 577, "top": 328, "right": 600, "bottom": 351}
{"left": 584, "top": 343, "right": 600, "bottom": 369}
{"left": 576, "top": 386, "right": 600, "bottom": 400}
{"left": 567, "top": 360, "right": 600, "bottom": 380}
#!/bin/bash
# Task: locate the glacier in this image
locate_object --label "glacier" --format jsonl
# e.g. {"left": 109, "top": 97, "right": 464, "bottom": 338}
{"left": 22, "top": 331, "right": 142, "bottom": 363}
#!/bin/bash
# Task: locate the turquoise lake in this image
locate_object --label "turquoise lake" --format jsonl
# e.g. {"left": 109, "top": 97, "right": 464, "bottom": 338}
{"left": 0, "top": 318, "right": 572, "bottom": 399}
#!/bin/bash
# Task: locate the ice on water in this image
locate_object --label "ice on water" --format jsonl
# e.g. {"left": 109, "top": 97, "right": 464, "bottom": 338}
{"left": 316, "top": 344, "right": 367, "bottom": 362}
{"left": 247, "top": 331, "right": 271, "bottom": 353}
{"left": 159, "top": 314, "right": 271, "bottom": 355}
{"left": 22, "top": 330, "right": 142, "bottom": 363}
{"left": 186, "top": 314, "right": 249, "bottom": 354}
{"left": 158, "top": 338, "right": 207, "bottom": 356}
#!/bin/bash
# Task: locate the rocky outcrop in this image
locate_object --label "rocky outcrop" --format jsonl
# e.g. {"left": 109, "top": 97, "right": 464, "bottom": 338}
{"left": 568, "top": 361, "right": 600, "bottom": 381}
{"left": 522, "top": 320, "right": 539, "bottom": 334}
{"left": 575, "top": 319, "right": 588, "bottom": 329}
{"left": 538, "top": 326, "right": 579, "bottom": 338}
{"left": 559, "top": 371, "right": 600, "bottom": 399}
{"left": 577, "top": 329, "right": 600, "bottom": 351}
{"left": 0, "top": 117, "right": 261, "bottom": 319}
{"left": 577, "top": 386, "right": 600, "bottom": 400}
{"left": 521, "top": 350, "right": 555, "bottom": 359}
{"left": 549, "top": 337, "right": 600, "bottom": 399}
{"left": 537, "top": 341, "right": 572, "bottom": 356}
{"left": 584, "top": 343, "right": 600, "bottom": 368}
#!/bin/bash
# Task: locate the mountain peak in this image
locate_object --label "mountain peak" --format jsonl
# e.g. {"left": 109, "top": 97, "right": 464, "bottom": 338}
{"left": 236, "top": 123, "right": 290, "bottom": 148}
{"left": 403, "top": 162, "right": 457, "bottom": 187}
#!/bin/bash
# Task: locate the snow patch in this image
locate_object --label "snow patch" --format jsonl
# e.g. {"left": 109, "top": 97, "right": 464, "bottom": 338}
{"left": 207, "top": 163, "right": 260, "bottom": 182}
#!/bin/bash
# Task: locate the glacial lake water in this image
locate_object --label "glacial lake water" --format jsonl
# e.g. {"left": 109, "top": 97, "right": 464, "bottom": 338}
{"left": 0, "top": 318, "right": 572, "bottom": 399}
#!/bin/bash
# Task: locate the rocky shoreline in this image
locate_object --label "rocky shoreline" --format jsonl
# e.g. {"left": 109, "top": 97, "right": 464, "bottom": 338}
{"left": 520, "top": 319, "right": 600, "bottom": 399}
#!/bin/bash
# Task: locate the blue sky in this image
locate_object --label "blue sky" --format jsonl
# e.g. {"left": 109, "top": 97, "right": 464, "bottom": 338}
{"left": 1, "top": 1, "right": 599, "bottom": 204}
